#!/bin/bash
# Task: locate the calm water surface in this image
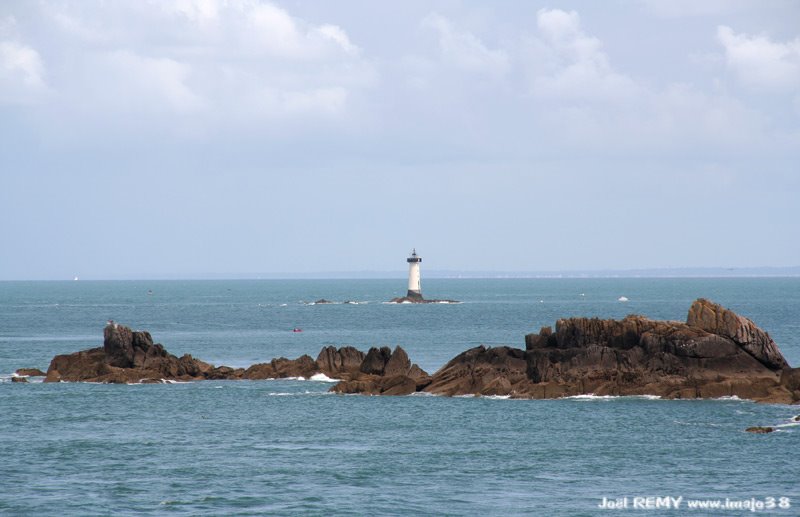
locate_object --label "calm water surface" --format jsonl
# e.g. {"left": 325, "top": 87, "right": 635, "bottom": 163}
{"left": 1, "top": 279, "right": 798, "bottom": 515}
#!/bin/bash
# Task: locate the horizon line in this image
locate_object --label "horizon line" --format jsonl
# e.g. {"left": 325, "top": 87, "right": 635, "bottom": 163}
{"left": 4, "top": 265, "right": 800, "bottom": 282}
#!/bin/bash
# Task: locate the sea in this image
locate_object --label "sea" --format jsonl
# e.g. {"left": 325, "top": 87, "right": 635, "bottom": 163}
{"left": 1, "top": 278, "right": 798, "bottom": 516}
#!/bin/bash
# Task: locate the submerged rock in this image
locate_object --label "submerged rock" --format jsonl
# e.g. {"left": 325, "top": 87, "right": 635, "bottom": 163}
{"left": 11, "top": 376, "right": 28, "bottom": 383}
{"left": 745, "top": 426, "right": 775, "bottom": 434}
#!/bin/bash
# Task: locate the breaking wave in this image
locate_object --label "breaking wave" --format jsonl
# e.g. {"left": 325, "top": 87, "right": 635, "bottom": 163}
{"left": 562, "top": 394, "right": 662, "bottom": 401}
{"left": 309, "top": 373, "right": 340, "bottom": 382}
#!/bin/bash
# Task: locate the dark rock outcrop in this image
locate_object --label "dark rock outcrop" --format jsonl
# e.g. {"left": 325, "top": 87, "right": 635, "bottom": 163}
{"left": 11, "top": 376, "right": 28, "bottom": 383}
{"left": 388, "top": 296, "right": 460, "bottom": 304}
{"left": 46, "top": 324, "right": 215, "bottom": 383}
{"left": 418, "top": 299, "right": 794, "bottom": 403}
{"left": 243, "top": 355, "right": 318, "bottom": 380}
{"left": 42, "top": 323, "right": 428, "bottom": 389}
{"left": 332, "top": 346, "right": 431, "bottom": 395}
{"left": 687, "top": 298, "right": 788, "bottom": 370}
{"left": 745, "top": 426, "right": 774, "bottom": 434}
{"left": 359, "top": 346, "right": 393, "bottom": 375}
{"left": 15, "top": 368, "right": 45, "bottom": 377}
{"left": 36, "top": 299, "right": 797, "bottom": 404}
{"left": 512, "top": 301, "right": 793, "bottom": 402}
{"left": 315, "top": 346, "right": 365, "bottom": 377}
{"left": 423, "top": 346, "right": 528, "bottom": 397}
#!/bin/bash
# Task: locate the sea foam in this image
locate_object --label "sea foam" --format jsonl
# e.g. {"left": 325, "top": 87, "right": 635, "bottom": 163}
{"left": 563, "top": 394, "right": 662, "bottom": 401}
{"left": 309, "top": 373, "right": 340, "bottom": 382}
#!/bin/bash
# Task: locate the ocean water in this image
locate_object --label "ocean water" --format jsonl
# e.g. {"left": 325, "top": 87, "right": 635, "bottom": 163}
{"left": 1, "top": 278, "right": 799, "bottom": 516}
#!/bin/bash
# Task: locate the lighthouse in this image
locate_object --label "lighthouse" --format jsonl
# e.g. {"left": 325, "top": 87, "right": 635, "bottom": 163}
{"left": 406, "top": 248, "right": 423, "bottom": 300}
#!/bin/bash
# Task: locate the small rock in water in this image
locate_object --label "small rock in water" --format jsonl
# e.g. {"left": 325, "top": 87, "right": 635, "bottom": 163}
{"left": 745, "top": 426, "right": 774, "bottom": 434}
{"left": 11, "top": 376, "right": 28, "bottom": 383}
{"left": 793, "top": 415, "right": 800, "bottom": 422}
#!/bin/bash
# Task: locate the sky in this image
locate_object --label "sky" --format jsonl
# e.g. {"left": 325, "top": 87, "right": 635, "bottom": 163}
{"left": 1, "top": 0, "right": 798, "bottom": 280}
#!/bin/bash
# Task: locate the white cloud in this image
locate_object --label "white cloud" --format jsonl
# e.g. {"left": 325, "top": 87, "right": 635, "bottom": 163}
{"left": 165, "top": 0, "right": 220, "bottom": 25}
{"left": 0, "top": 41, "right": 44, "bottom": 87}
{"left": 281, "top": 87, "right": 347, "bottom": 113}
{"left": 421, "top": 13, "right": 509, "bottom": 75}
{"left": 314, "top": 24, "right": 359, "bottom": 56}
{"left": 160, "top": 0, "right": 360, "bottom": 60}
{"left": 717, "top": 25, "right": 800, "bottom": 92}
{"left": 531, "top": 83, "right": 766, "bottom": 153}
{"left": 0, "top": 40, "right": 47, "bottom": 103}
{"left": 100, "top": 50, "right": 204, "bottom": 112}
{"left": 245, "top": 1, "right": 313, "bottom": 58}
{"left": 10, "top": 0, "right": 371, "bottom": 125}
{"left": 639, "top": 0, "right": 751, "bottom": 18}
{"left": 649, "top": 83, "right": 767, "bottom": 146}
{"left": 528, "top": 9, "right": 639, "bottom": 101}
{"left": 46, "top": 8, "right": 109, "bottom": 43}
{"left": 508, "top": 10, "right": 776, "bottom": 153}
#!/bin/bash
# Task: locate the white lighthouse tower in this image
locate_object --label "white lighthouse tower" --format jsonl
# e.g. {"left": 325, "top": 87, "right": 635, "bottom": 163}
{"left": 406, "top": 248, "right": 423, "bottom": 300}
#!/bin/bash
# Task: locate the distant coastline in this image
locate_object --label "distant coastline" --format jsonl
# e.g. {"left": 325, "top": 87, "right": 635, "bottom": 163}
{"left": 7, "top": 266, "right": 799, "bottom": 282}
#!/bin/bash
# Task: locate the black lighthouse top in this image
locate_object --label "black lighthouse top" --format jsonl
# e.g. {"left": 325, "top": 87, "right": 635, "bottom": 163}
{"left": 407, "top": 248, "right": 422, "bottom": 263}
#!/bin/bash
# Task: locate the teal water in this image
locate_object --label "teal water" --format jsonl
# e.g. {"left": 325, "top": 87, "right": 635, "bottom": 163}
{"left": 1, "top": 279, "right": 799, "bottom": 515}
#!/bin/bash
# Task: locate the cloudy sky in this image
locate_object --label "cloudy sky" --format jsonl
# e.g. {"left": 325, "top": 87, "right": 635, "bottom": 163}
{"left": 1, "top": 1, "right": 798, "bottom": 279}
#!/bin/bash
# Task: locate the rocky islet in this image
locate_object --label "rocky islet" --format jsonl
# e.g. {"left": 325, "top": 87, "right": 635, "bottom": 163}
{"left": 31, "top": 299, "right": 800, "bottom": 404}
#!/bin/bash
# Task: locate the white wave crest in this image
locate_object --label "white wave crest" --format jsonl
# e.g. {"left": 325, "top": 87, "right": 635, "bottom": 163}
{"left": 564, "top": 394, "right": 617, "bottom": 400}
{"left": 309, "top": 373, "right": 340, "bottom": 382}
{"left": 563, "top": 394, "right": 662, "bottom": 401}
{"left": 266, "top": 390, "right": 335, "bottom": 397}
{"left": 1, "top": 373, "right": 44, "bottom": 384}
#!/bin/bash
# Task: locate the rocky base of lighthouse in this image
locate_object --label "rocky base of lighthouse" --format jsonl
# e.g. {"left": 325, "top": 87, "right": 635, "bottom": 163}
{"left": 387, "top": 295, "right": 460, "bottom": 304}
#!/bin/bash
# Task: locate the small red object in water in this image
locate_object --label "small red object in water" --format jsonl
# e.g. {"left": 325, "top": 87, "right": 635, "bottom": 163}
{"left": 292, "top": 328, "right": 303, "bottom": 333}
